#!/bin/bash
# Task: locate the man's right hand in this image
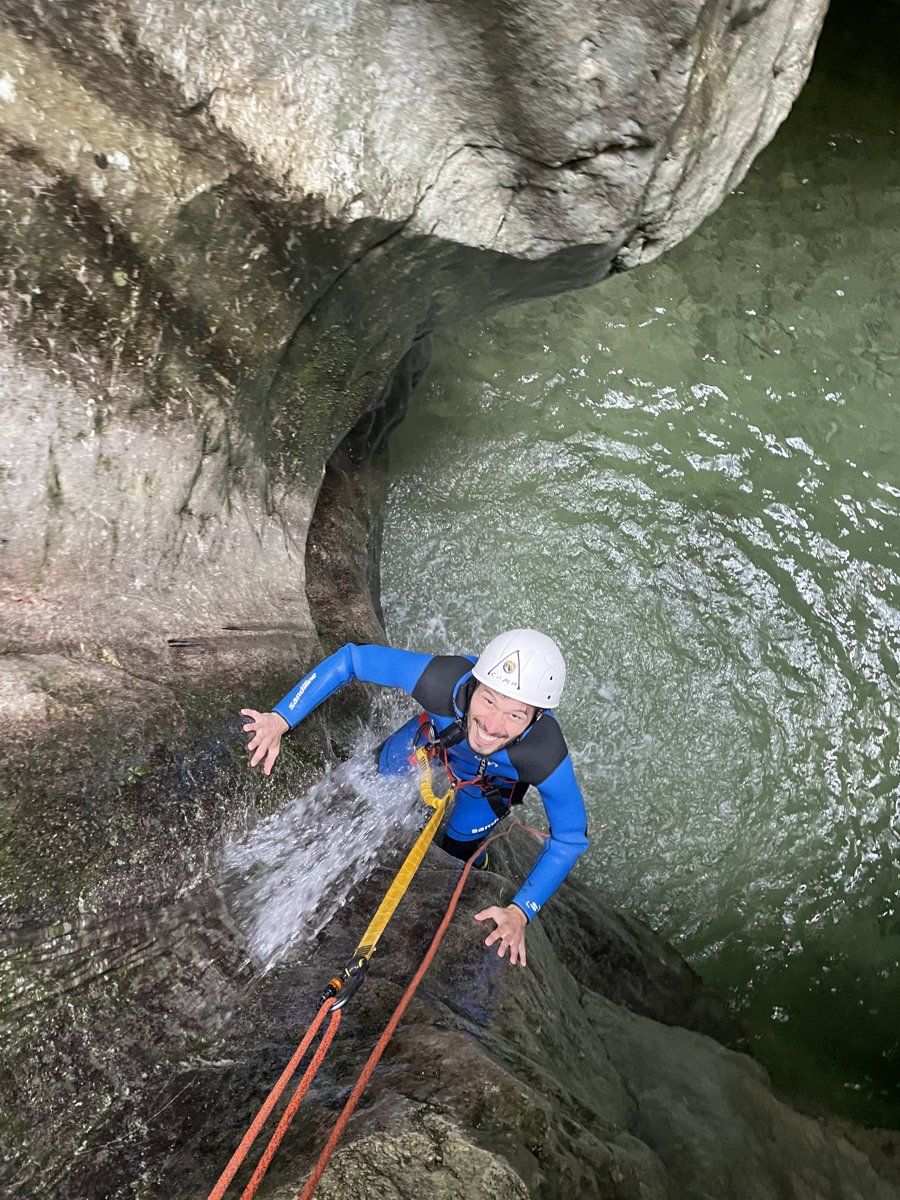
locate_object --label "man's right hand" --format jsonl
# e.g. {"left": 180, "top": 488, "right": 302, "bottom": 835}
{"left": 241, "top": 709, "right": 289, "bottom": 776}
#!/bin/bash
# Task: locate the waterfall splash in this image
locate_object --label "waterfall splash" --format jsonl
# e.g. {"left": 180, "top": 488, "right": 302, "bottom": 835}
{"left": 222, "top": 736, "right": 423, "bottom": 969}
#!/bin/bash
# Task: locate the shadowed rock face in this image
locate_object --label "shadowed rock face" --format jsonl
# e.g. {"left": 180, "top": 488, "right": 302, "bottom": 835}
{"left": 1, "top": 0, "right": 826, "bottom": 688}
{"left": 12, "top": 2, "right": 899, "bottom": 1198}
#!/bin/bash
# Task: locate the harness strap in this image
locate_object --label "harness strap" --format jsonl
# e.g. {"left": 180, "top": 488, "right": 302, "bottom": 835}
{"left": 408, "top": 710, "right": 528, "bottom": 820}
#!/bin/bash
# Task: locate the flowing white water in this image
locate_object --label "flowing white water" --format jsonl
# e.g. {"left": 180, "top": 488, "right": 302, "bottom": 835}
{"left": 223, "top": 731, "right": 421, "bottom": 967}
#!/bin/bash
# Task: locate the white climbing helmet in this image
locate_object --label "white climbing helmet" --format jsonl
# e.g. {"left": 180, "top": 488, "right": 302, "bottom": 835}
{"left": 472, "top": 629, "right": 566, "bottom": 709}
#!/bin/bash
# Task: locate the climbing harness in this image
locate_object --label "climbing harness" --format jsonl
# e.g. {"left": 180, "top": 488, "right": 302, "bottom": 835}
{"left": 411, "top": 710, "right": 530, "bottom": 820}
{"left": 206, "top": 734, "right": 547, "bottom": 1200}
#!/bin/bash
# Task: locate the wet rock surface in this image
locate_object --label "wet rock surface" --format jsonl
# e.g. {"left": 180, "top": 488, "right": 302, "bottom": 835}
{"left": 4, "top": 751, "right": 900, "bottom": 1197}
{"left": 7, "top": 2, "right": 897, "bottom": 1197}
{"left": 102, "top": 836, "right": 899, "bottom": 1200}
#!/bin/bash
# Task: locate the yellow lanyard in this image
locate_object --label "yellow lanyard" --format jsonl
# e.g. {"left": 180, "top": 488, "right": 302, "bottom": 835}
{"left": 323, "top": 746, "right": 456, "bottom": 1006}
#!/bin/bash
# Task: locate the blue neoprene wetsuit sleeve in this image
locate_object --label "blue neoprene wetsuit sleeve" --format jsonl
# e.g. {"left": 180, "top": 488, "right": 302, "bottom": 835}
{"left": 273, "top": 644, "right": 432, "bottom": 728}
{"left": 510, "top": 756, "right": 590, "bottom": 920}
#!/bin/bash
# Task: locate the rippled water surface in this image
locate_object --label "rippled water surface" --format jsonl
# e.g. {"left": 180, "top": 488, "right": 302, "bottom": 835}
{"left": 382, "top": 29, "right": 900, "bottom": 1126}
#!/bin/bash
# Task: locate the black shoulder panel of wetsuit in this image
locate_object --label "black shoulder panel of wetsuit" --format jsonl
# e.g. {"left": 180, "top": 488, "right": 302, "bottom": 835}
{"left": 411, "top": 655, "right": 473, "bottom": 717}
{"left": 506, "top": 715, "right": 569, "bottom": 785}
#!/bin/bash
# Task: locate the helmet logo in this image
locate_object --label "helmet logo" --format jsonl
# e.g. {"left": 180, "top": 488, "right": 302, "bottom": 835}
{"left": 487, "top": 650, "right": 521, "bottom": 690}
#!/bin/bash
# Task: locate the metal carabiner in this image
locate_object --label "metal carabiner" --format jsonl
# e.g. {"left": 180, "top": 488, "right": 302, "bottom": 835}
{"left": 321, "top": 956, "right": 369, "bottom": 1010}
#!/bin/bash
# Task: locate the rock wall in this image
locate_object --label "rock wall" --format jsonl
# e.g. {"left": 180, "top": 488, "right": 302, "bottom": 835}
{"left": 68, "top": 836, "right": 899, "bottom": 1200}
{"left": 2, "top": 0, "right": 826, "bottom": 690}
{"left": 9, "top": 2, "right": 891, "bottom": 1197}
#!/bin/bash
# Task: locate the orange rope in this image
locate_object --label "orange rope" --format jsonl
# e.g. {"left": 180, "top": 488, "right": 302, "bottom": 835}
{"left": 296, "top": 821, "right": 548, "bottom": 1200}
{"left": 206, "top": 997, "right": 335, "bottom": 1200}
{"left": 208, "top": 820, "right": 552, "bottom": 1200}
{"left": 239, "top": 1008, "right": 342, "bottom": 1200}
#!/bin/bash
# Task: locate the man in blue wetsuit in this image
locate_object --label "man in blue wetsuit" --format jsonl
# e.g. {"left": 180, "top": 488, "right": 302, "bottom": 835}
{"left": 241, "top": 629, "right": 589, "bottom": 968}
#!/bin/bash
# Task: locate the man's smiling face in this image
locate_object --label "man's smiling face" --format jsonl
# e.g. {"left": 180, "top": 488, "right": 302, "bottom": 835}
{"left": 466, "top": 683, "right": 536, "bottom": 756}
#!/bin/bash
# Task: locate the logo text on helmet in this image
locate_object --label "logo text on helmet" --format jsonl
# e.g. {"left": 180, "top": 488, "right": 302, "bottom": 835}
{"left": 487, "top": 649, "right": 521, "bottom": 690}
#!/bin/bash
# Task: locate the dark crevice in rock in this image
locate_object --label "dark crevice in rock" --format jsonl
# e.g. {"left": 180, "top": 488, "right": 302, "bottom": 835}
{"left": 727, "top": 1, "right": 774, "bottom": 35}
{"left": 465, "top": 138, "right": 656, "bottom": 174}
{"left": 176, "top": 88, "right": 220, "bottom": 119}
{"left": 304, "top": 338, "right": 432, "bottom": 653}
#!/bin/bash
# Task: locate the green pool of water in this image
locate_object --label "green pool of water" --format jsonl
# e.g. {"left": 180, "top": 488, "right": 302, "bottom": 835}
{"left": 382, "top": 11, "right": 900, "bottom": 1127}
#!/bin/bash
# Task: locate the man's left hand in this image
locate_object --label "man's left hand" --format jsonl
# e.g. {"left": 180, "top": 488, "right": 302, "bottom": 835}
{"left": 474, "top": 904, "right": 527, "bottom": 968}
